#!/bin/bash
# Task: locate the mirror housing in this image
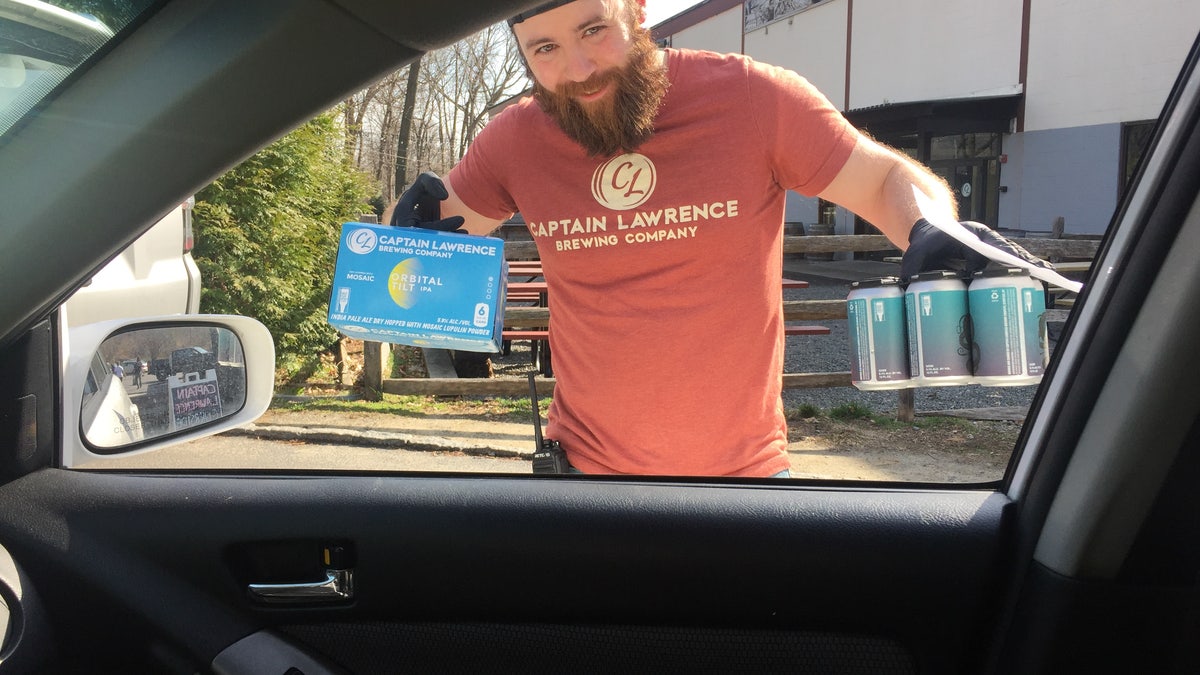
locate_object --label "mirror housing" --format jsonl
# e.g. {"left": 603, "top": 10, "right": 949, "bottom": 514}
{"left": 62, "top": 314, "right": 275, "bottom": 466}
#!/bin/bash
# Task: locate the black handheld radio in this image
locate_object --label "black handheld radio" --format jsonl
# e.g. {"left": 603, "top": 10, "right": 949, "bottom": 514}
{"left": 529, "top": 373, "right": 569, "bottom": 473}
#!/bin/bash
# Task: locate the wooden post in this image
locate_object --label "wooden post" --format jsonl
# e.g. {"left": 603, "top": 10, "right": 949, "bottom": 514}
{"left": 362, "top": 341, "right": 389, "bottom": 401}
{"left": 896, "top": 388, "right": 915, "bottom": 423}
{"left": 338, "top": 339, "right": 355, "bottom": 386}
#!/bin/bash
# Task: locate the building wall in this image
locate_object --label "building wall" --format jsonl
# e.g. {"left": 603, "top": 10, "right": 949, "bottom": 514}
{"left": 785, "top": 193, "right": 821, "bottom": 227}
{"left": 1017, "top": 1, "right": 1200, "bottom": 233}
{"left": 849, "top": 0, "right": 1023, "bottom": 109}
{"left": 996, "top": 134, "right": 1024, "bottom": 232}
{"left": 1002, "top": 124, "right": 1121, "bottom": 234}
{"left": 744, "top": 0, "right": 848, "bottom": 108}
{"left": 1025, "top": 0, "right": 1200, "bottom": 132}
{"left": 669, "top": 5, "right": 744, "bottom": 55}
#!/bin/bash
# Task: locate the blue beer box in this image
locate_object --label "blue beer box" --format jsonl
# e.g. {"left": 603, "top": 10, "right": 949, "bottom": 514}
{"left": 327, "top": 222, "right": 507, "bottom": 352}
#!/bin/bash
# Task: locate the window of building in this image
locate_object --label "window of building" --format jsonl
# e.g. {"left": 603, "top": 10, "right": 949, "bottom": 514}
{"left": 1121, "top": 121, "right": 1157, "bottom": 201}
{"left": 930, "top": 133, "right": 1001, "bottom": 161}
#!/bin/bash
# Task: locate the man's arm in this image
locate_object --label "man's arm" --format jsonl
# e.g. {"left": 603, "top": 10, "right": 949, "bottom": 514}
{"left": 437, "top": 180, "right": 510, "bottom": 236}
{"left": 382, "top": 174, "right": 508, "bottom": 237}
{"left": 816, "top": 135, "right": 957, "bottom": 250}
{"left": 822, "top": 134, "right": 1052, "bottom": 279}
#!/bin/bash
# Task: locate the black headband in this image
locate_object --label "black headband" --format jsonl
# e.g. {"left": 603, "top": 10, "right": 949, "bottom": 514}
{"left": 508, "top": 0, "right": 577, "bottom": 26}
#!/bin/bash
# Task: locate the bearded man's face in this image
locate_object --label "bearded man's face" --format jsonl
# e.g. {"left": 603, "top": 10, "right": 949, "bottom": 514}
{"left": 514, "top": 0, "right": 669, "bottom": 157}
{"left": 533, "top": 26, "right": 667, "bottom": 157}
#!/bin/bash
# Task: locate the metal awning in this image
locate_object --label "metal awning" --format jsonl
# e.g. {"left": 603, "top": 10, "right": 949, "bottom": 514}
{"left": 844, "top": 94, "right": 1023, "bottom": 137}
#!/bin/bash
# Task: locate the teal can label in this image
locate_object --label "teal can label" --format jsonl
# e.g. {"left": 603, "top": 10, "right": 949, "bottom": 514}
{"left": 969, "top": 269, "right": 1047, "bottom": 385}
{"left": 847, "top": 278, "right": 909, "bottom": 390}
{"left": 847, "top": 296, "right": 872, "bottom": 383}
{"left": 1022, "top": 285, "right": 1048, "bottom": 376}
{"left": 970, "top": 285, "right": 1023, "bottom": 377}
{"left": 906, "top": 273, "right": 972, "bottom": 386}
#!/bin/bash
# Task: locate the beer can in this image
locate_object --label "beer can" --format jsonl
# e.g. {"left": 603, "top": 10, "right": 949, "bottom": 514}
{"left": 905, "top": 271, "right": 973, "bottom": 387}
{"left": 846, "top": 277, "right": 910, "bottom": 390}
{"left": 968, "top": 267, "right": 1048, "bottom": 386}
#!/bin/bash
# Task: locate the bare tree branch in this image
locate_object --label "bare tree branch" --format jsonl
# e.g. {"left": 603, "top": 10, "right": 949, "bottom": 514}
{"left": 339, "top": 21, "right": 530, "bottom": 200}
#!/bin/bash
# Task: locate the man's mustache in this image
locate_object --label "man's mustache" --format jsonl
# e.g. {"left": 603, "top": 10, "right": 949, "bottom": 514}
{"left": 556, "top": 70, "right": 618, "bottom": 99}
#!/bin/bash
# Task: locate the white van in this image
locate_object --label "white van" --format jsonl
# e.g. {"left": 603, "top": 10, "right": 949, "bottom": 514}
{"left": 64, "top": 198, "right": 202, "bottom": 327}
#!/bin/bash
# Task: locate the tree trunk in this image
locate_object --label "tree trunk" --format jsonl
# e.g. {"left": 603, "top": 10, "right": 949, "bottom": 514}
{"left": 394, "top": 57, "right": 422, "bottom": 199}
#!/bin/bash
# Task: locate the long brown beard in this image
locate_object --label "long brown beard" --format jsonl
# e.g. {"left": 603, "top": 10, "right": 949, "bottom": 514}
{"left": 533, "top": 26, "right": 669, "bottom": 158}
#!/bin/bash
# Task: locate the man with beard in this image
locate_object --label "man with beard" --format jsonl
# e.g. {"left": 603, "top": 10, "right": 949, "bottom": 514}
{"left": 387, "top": 0, "right": 1047, "bottom": 477}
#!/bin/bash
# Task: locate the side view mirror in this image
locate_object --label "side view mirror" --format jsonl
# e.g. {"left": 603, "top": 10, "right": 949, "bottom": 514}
{"left": 64, "top": 315, "right": 275, "bottom": 463}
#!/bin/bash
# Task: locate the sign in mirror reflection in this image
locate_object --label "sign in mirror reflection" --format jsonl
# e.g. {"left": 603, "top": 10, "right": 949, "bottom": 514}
{"left": 82, "top": 325, "right": 248, "bottom": 450}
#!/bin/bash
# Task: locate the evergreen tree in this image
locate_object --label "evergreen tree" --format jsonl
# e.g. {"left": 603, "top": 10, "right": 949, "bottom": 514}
{"left": 193, "top": 111, "right": 373, "bottom": 379}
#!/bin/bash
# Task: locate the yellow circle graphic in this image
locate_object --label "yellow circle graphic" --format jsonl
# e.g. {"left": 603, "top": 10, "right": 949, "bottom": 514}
{"left": 388, "top": 258, "right": 422, "bottom": 309}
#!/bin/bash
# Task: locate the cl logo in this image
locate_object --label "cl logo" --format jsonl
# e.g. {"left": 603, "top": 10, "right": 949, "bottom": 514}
{"left": 347, "top": 228, "right": 378, "bottom": 254}
{"left": 591, "top": 153, "right": 656, "bottom": 211}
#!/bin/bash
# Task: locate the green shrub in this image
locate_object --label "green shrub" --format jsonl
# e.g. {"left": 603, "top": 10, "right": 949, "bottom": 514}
{"left": 829, "top": 403, "right": 874, "bottom": 421}
{"left": 793, "top": 403, "right": 821, "bottom": 419}
{"left": 193, "top": 109, "right": 374, "bottom": 381}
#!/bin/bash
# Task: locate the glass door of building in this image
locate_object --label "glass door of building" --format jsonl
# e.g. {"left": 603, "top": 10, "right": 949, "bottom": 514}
{"left": 851, "top": 132, "right": 1002, "bottom": 258}
{"left": 930, "top": 159, "right": 999, "bottom": 225}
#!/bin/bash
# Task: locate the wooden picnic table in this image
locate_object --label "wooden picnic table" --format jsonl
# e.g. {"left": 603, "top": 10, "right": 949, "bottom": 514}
{"left": 502, "top": 278, "right": 821, "bottom": 377}
{"left": 508, "top": 281, "right": 548, "bottom": 293}
{"left": 509, "top": 279, "right": 809, "bottom": 290}
{"left": 505, "top": 279, "right": 808, "bottom": 307}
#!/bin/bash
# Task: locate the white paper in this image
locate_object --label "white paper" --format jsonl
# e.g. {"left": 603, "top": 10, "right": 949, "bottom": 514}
{"left": 912, "top": 186, "right": 1083, "bottom": 293}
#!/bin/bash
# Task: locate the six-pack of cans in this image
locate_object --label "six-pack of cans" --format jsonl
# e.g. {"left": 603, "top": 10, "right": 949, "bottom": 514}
{"left": 846, "top": 268, "right": 1048, "bottom": 391}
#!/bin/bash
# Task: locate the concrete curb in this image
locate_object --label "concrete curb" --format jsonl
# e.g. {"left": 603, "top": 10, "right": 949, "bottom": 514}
{"left": 223, "top": 424, "right": 532, "bottom": 459}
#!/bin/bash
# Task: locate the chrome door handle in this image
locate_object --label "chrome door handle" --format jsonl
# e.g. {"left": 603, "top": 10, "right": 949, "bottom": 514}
{"left": 247, "top": 568, "right": 354, "bottom": 603}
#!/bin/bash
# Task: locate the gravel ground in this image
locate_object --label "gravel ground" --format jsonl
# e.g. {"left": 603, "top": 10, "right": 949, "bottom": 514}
{"left": 490, "top": 276, "right": 1047, "bottom": 417}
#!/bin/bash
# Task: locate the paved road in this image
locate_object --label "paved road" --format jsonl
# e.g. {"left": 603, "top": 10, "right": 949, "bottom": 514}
{"left": 79, "top": 432, "right": 531, "bottom": 472}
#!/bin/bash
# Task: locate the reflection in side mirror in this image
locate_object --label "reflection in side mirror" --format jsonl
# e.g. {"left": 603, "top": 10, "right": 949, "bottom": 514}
{"left": 82, "top": 325, "right": 247, "bottom": 449}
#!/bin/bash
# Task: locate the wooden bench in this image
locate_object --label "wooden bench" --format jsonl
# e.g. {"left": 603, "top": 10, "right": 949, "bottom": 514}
{"left": 503, "top": 325, "right": 830, "bottom": 341}
{"left": 506, "top": 291, "right": 544, "bottom": 303}
{"left": 501, "top": 277, "right": 820, "bottom": 375}
{"left": 507, "top": 261, "right": 543, "bottom": 273}
{"left": 507, "top": 279, "right": 806, "bottom": 304}
{"left": 505, "top": 280, "right": 547, "bottom": 307}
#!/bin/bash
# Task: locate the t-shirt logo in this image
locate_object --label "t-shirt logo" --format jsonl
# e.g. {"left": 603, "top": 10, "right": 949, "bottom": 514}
{"left": 591, "top": 153, "right": 656, "bottom": 211}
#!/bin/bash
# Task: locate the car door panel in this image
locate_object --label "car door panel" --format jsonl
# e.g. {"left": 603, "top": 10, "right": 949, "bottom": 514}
{"left": 984, "top": 33, "right": 1200, "bottom": 673}
{"left": 0, "top": 320, "right": 55, "bottom": 483}
{"left": 0, "top": 470, "right": 1010, "bottom": 673}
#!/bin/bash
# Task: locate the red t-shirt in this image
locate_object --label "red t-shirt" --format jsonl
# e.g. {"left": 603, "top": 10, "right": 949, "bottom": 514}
{"left": 449, "top": 49, "right": 857, "bottom": 476}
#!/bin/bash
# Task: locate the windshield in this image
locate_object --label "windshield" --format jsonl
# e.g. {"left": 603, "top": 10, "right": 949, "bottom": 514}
{"left": 0, "top": 0, "right": 154, "bottom": 137}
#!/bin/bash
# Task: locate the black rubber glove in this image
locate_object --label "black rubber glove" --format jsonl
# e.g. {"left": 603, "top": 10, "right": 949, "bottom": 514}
{"left": 389, "top": 171, "right": 466, "bottom": 232}
{"left": 900, "top": 218, "right": 1053, "bottom": 281}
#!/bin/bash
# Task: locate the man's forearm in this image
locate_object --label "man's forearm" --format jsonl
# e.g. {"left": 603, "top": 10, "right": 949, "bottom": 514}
{"left": 878, "top": 159, "right": 957, "bottom": 249}
{"left": 818, "top": 136, "right": 957, "bottom": 250}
